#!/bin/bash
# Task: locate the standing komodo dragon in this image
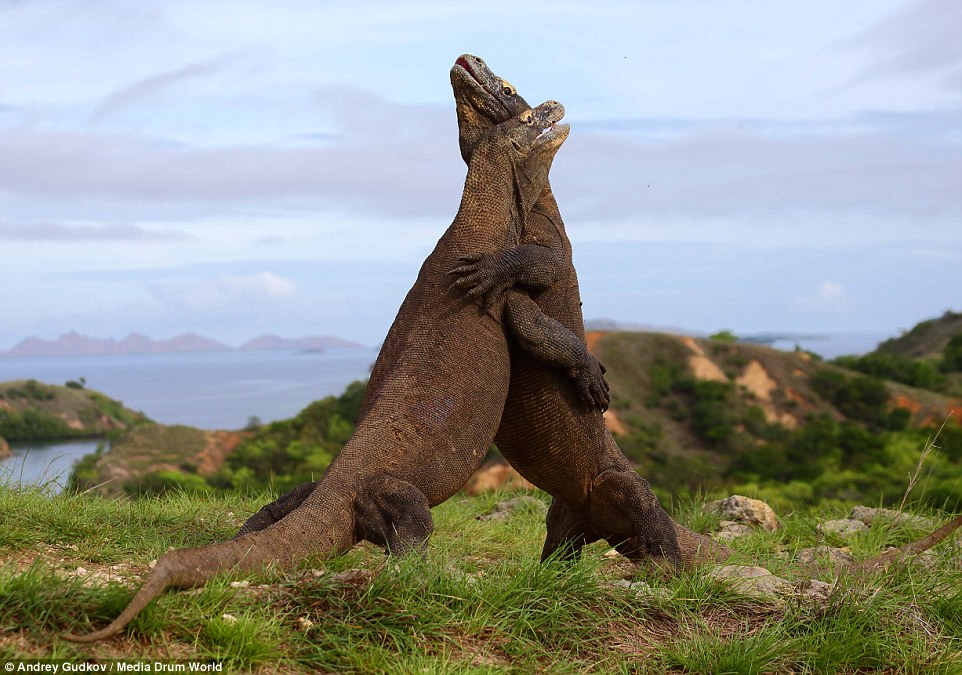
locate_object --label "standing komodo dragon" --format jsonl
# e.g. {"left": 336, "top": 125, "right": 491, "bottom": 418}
{"left": 447, "top": 54, "right": 721, "bottom": 565}
{"left": 236, "top": 56, "right": 691, "bottom": 566}
{"left": 449, "top": 54, "right": 960, "bottom": 569}
{"left": 65, "top": 101, "right": 608, "bottom": 642}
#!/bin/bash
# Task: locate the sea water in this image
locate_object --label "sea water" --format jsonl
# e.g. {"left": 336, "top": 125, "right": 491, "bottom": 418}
{"left": 0, "top": 348, "right": 375, "bottom": 490}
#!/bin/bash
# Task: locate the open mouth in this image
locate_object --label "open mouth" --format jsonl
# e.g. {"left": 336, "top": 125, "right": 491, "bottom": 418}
{"left": 455, "top": 56, "right": 479, "bottom": 83}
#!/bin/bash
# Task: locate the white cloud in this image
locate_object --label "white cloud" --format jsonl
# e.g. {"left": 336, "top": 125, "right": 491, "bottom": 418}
{"left": 793, "top": 281, "right": 851, "bottom": 312}
{"left": 150, "top": 271, "right": 296, "bottom": 311}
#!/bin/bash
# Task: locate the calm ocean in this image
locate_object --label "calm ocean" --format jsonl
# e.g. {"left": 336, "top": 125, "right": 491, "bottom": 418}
{"left": 0, "top": 348, "right": 375, "bottom": 490}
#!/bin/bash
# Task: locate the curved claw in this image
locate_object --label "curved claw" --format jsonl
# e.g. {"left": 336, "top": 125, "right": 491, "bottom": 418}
{"left": 570, "top": 358, "right": 610, "bottom": 411}
{"left": 447, "top": 263, "right": 480, "bottom": 277}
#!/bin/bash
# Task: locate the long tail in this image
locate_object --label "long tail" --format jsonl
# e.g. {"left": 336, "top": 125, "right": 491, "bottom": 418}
{"left": 857, "top": 513, "right": 962, "bottom": 572}
{"left": 62, "top": 485, "right": 355, "bottom": 642}
{"left": 62, "top": 555, "right": 181, "bottom": 643}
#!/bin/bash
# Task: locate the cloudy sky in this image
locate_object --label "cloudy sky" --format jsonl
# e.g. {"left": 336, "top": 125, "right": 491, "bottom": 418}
{"left": 1, "top": 0, "right": 960, "bottom": 351}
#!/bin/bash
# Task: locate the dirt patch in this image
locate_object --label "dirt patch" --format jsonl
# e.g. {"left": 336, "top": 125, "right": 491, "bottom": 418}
{"left": 464, "top": 463, "right": 535, "bottom": 495}
{"left": 195, "top": 430, "right": 250, "bottom": 476}
{"left": 604, "top": 408, "right": 628, "bottom": 436}
{"left": 737, "top": 360, "right": 777, "bottom": 402}
{"left": 585, "top": 330, "right": 606, "bottom": 355}
{"left": 892, "top": 394, "right": 923, "bottom": 415}
{"left": 736, "top": 360, "right": 798, "bottom": 429}
{"left": 681, "top": 337, "right": 727, "bottom": 383}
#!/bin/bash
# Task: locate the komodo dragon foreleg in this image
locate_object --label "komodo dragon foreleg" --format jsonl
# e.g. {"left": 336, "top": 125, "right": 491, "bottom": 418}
{"left": 502, "top": 290, "right": 609, "bottom": 411}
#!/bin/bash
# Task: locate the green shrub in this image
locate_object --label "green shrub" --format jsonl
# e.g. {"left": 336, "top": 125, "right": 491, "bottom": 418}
{"left": 941, "top": 334, "right": 962, "bottom": 372}
{"left": 835, "top": 352, "right": 946, "bottom": 391}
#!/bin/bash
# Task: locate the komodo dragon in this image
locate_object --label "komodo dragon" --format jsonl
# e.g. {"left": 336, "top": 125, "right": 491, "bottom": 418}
{"left": 449, "top": 54, "right": 961, "bottom": 569}
{"left": 65, "top": 101, "right": 605, "bottom": 642}
{"left": 237, "top": 55, "right": 961, "bottom": 570}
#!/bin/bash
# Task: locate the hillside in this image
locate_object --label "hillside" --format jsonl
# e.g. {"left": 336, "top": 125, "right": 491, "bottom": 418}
{"left": 1, "top": 331, "right": 367, "bottom": 358}
{"left": 0, "top": 380, "right": 149, "bottom": 445}
{"left": 69, "top": 424, "right": 250, "bottom": 498}
{"left": 589, "top": 331, "right": 961, "bottom": 506}
{"left": 877, "top": 310, "right": 962, "bottom": 358}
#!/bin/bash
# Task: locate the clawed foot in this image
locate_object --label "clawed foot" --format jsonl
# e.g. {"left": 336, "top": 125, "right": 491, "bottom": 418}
{"left": 448, "top": 253, "right": 511, "bottom": 312}
{"left": 568, "top": 357, "right": 609, "bottom": 411}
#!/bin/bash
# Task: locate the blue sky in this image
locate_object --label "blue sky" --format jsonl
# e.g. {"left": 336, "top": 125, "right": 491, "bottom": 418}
{"left": 1, "top": 0, "right": 960, "bottom": 349}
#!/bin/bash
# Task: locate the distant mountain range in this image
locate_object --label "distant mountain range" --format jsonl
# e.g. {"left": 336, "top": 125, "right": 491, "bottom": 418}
{"left": 0, "top": 331, "right": 368, "bottom": 358}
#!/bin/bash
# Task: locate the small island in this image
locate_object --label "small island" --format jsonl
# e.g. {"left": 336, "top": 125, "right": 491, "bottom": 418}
{"left": 0, "top": 379, "right": 149, "bottom": 447}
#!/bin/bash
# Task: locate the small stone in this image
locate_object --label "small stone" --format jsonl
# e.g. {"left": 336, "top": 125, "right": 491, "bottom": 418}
{"left": 297, "top": 616, "right": 314, "bottom": 630}
{"left": 713, "top": 520, "right": 755, "bottom": 541}
{"left": 602, "top": 549, "right": 620, "bottom": 559}
{"left": 709, "top": 565, "right": 793, "bottom": 600}
{"left": 229, "top": 580, "right": 250, "bottom": 588}
{"left": 796, "top": 545, "right": 855, "bottom": 568}
{"left": 221, "top": 613, "right": 237, "bottom": 623}
{"left": 705, "top": 495, "right": 780, "bottom": 532}
{"left": 849, "top": 506, "right": 933, "bottom": 530}
{"left": 818, "top": 519, "right": 869, "bottom": 538}
{"left": 795, "top": 578, "right": 835, "bottom": 606}
{"left": 603, "top": 579, "right": 670, "bottom": 600}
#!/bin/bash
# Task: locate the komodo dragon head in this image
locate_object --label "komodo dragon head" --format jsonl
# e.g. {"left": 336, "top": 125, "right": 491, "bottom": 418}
{"left": 451, "top": 54, "right": 533, "bottom": 163}
{"left": 471, "top": 99, "right": 570, "bottom": 228}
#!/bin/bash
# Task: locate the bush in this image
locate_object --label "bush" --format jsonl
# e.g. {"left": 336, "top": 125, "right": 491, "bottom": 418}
{"left": 212, "top": 380, "right": 367, "bottom": 492}
{"left": 941, "top": 334, "right": 962, "bottom": 372}
{"left": 125, "top": 470, "right": 213, "bottom": 497}
{"left": 835, "top": 352, "right": 945, "bottom": 391}
{"left": 811, "top": 368, "right": 905, "bottom": 430}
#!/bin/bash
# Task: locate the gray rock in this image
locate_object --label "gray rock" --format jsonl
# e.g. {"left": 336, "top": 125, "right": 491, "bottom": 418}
{"left": 705, "top": 495, "right": 780, "bottom": 532}
{"left": 709, "top": 565, "right": 836, "bottom": 608}
{"left": 817, "top": 518, "right": 869, "bottom": 538}
{"left": 713, "top": 520, "right": 755, "bottom": 541}
{"left": 850, "top": 506, "right": 937, "bottom": 531}
{"left": 604, "top": 578, "right": 670, "bottom": 600}
{"left": 709, "top": 565, "right": 793, "bottom": 600}
{"left": 795, "top": 578, "right": 836, "bottom": 605}
{"left": 796, "top": 545, "right": 854, "bottom": 568}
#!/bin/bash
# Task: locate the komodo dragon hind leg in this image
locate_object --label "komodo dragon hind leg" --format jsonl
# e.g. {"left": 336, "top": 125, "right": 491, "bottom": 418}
{"left": 541, "top": 497, "right": 601, "bottom": 562}
{"left": 588, "top": 470, "right": 681, "bottom": 568}
{"left": 234, "top": 481, "right": 318, "bottom": 538}
{"left": 354, "top": 474, "right": 435, "bottom": 556}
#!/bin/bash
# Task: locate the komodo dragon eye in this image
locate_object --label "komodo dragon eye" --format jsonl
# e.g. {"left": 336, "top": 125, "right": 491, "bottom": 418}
{"left": 519, "top": 110, "right": 535, "bottom": 126}
{"left": 500, "top": 80, "right": 517, "bottom": 96}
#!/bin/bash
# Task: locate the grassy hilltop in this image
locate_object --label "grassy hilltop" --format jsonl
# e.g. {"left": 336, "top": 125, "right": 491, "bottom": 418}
{"left": 0, "top": 379, "right": 148, "bottom": 446}
{"left": 0, "top": 487, "right": 960, "bottom": 671}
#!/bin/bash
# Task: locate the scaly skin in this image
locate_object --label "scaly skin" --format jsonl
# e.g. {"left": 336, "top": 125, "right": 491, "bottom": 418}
{"left": 450, "top": 55, "right": 962, "bottom": 568}
{"left": 450, "top": 54, "right": 720, "bottom": 566}
{"left": 64, "top": 101, "right": 601, "bottom": 642}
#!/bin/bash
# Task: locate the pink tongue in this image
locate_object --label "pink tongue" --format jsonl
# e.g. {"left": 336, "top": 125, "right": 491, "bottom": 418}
{"left": 456, "top": 56, "right": 478, "bottom": 81}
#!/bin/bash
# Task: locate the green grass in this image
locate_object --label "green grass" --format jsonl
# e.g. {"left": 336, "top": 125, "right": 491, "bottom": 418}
{"left": 0, "top": 486, "right": 959, "bottom": 673}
